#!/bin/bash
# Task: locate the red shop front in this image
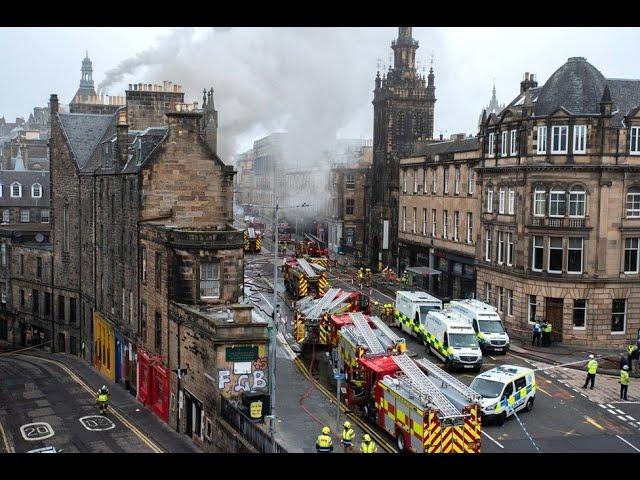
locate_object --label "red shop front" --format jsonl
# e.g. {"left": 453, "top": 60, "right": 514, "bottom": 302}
{"left": 137, "top": 347, "right": 169, "bottom": 423}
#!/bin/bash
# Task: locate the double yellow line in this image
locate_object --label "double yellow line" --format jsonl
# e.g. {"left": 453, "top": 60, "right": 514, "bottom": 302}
{"left": 17, "top": 353, "right": 164, "bottom": 453}
{"left": 292, "top": 356, "right": 397, "bottom": 453}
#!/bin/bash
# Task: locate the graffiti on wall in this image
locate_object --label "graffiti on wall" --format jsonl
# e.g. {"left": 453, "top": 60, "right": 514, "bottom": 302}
{"left": 218, "top": 355, "right": 268, "bottom": 395}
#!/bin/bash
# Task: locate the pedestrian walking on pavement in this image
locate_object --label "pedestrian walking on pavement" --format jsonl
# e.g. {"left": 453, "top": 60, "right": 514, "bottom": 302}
{"left": 341, "top": 421, "right": 355, "bottom": 453}
{"left": 583, "top": 354, "right": 598, "bottom": 390}
{"left": 316, "top": 426, "right": 333, "bottom": 453}
{"left": 359, "top": 434, "right": 378, "bottom": 453}
{"left": 532, "top": 321, "right": 542, "bottom": 346}
{"left": 620, "top": 365, "right": 630, "bottom": 400}
{"left": 543, "top": 322, "right": 553, "bottom": 347}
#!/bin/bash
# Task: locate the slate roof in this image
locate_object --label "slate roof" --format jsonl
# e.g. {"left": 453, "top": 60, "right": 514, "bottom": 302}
{"left": 412, "top": 137, "right": 479, "bottom": 157}
{"left": 606, "top": 79, "right": 640, "bottom": 126}
{"left": 57, "top": 112, "right": 115, "bottom": 169}
{"left": 0, "top": 170, "right": 50, "bottom": 207}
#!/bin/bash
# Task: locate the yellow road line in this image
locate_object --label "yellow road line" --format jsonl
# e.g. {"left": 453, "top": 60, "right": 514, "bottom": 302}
{"left": 584, "top": 416, "right": 605, "bottom": 431}
{"left": 0, "top": 416, "right": 14, "bottom": 453}
{"left": 537, "top": 386, "right": 553, "bottom": 397}
{"left": 16, "top": 353, "right": 164, "bottom": 453}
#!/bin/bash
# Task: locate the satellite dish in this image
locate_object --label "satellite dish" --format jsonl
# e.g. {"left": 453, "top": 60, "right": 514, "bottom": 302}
{"left": 35, "top": 233, "right": 44, "bottom": 243}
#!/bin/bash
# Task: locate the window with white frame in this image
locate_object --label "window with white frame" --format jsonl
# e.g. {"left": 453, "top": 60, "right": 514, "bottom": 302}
{"left": 402, "top": 207, "right": 407, "bottom": 232}
{"left": 485, "top": 229, "right": 492, "bottom": 262}
{"left": 467, "top": 166, "right": 474, "bottom": 194}
{"left": 31, "top": 183, "right": 42, "bottom": 198}
{"left": 488, "top": 133, "right": 495, "bottom": 157}
{"left": 431, "top": 209, "right": 437, "bottom": 237}
{"left": 534, "top": 189, "right": 546, "bottom": 217}
{"left": 402, "top": 171, "right": 407, "bottom": 193}
{"left": 528, "top": 295, "right": 537, "bottom": 323}
{"left": 432, "top": 169, "right": 437, "bottom": 194}
{"left": 537, "top": 126, "right": 547, "bottom": 154}
{"left": 413, "top": 170, "right": 418, "bottom": 193}
{"left": 467, "top": 212, "right": 473, "bottom": 244}
{"left": 497, "top": 286, "right": 504, "bottom": 312}
{"left": 532, "top": 236, "right": 544, "bottom": 271}
{"left": 454, "top": 167, "right": 460, "bottom": 194}
{"left": 498, "top": 188, "right": 505, "bottom": 214}
{"left": 611, "top": 299, "right": 626, "bottom": 333}
{"left": 573, "top": 125, "right": 586, "bottom": 154}
{"left": 573, "top": 299, "right": 586, "bottom": 328}
{"left": 510, "top": 129, "right": 517, "bottom": 156}
{"left": 422, "top": 208, "right": 427, "bottom": 236}
{"left": 548, "top": 237, "right": 563, "bottom": 273}
{"left": 497, "top": 231, "right": 504, "bottom": 264}
{"left": 444, "top": 168, "right": 449, "bottom": 194}
{"left": 2, "top": 210, "right": 8, "bottom": 223}
{"left": 346, "top": 173, "right": 355, "bottom": 188}
{"left": 507, "top": 189, "right": 515, "bottom": 215}
{"left": 443, "top": 210, "right": 448, "bottom": 239}
{"left": 454, "top": 211, "right": 459, "bottom": 241}
{"left": 551, "top": 125, "right": 568, "bottom": 153}
{"left": 200, "top": 262, "right": 220, "bottom": 299}
{"left": 567, "top": 237, "right": 583, "bottom": 274}
{"left": 626, "top": 187, "right": 640, "bottom": 217}
{"left": 506, "top": 232, "right": 514, "bottom": 266}
{"left": 41, "top": 209, "right": 50, "bottom": 223}
{"left": 487, "top": 187, "right": 493, "bottom": 213}
{"left": 630, "top": 127, "right": 640, "bottom": 154}
{"left": 501, "top": 131, "right": 508, "bottom": 156}
{"left": 549, "top": 189, "right": 566, "bottom": 217}
{"left": 412, "top": 207, "right": 417, "bottom": 233}
{"left": 569, "top": 186, "right": 586, "bottom": 217}
{"left": 508, "top": 289, "right": 514, "bottom": 316}
{"left": 624, "top": 237, "right": 639, "bottom": 273}
{"left": 20, "top": 209, "right": 30, "bottom": 223}
{"left": 423, "top": 169, "right": 428, "bottom": 193}
{"left": 485, "top": 282, "right": 491, "bottom": 302}
{"left": 11, "top": 182, "right": 21, "bottom": 198}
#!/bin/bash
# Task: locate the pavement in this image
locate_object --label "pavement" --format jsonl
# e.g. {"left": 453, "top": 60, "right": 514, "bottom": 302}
{"left": 0, "top": 350, "right": 199, "bottom": 453}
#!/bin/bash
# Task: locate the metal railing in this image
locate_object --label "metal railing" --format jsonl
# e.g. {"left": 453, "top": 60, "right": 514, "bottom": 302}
{"left": 220, "top": 396, "right": 288, "bottom": 453}
{"left": 529, "top": 217, "right": 586, "bottom": 228}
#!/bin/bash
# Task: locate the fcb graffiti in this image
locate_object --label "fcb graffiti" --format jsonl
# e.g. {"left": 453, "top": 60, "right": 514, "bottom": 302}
{"left": 218, "top": 355, "right": 268, "bottom": 396}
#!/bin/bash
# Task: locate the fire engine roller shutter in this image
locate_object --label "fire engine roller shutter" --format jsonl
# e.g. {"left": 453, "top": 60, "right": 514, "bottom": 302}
{"left": 410, "top": 406, "right": 423, "bottom": 452}
{"left": 425, "top": 410, "right": 442, "bottom": 453}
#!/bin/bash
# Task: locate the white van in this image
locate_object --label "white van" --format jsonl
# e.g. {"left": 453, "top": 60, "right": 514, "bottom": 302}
{"left": 423, "top": 309, "right": 482, "bottom": 371}
{"left": 448, "top": 299, "right": 510, "bottom": 354}
{"left": 394, "top": 290, "right": 442, "bottom": 338}
{"left": 470, "top": 365, "right": 536, "bottom": 425}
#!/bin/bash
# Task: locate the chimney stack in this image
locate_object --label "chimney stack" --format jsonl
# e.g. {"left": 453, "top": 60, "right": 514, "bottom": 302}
{"left": 520, "top": 72, "right": 538, "bottom": 93}
{"left": 116, "top": 109, "right": 129, "bottom": 171}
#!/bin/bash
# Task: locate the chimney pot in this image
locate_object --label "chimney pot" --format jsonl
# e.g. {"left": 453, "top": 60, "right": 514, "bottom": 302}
{"left": 128, "top": 84, "right": 132, "bottom": 91}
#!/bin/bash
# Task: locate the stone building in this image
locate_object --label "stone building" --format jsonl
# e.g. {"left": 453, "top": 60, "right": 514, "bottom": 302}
{"left": 476, "top": 57, "right": 640, "bottom": 347}
{"left": 398, "top": 136, "right": 480, "bottom": 299}
{"left": 366, "top": 27, "right": 437, "bottom": 268}
{"left": 0, "top": 170, "right": 50, "bottom": 225}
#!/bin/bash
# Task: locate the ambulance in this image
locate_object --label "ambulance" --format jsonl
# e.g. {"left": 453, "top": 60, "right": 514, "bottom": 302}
{"left": 448, "top": 299, "right": 510, "bottom": 354}
{"left": 394, "top": 290, "right": 442, "bottom": 339}
{"left": 423, "top": 309, "right": 482, "bottom": 371}
{"left": 469, "top": 365, "right": 536, "bottom": 425}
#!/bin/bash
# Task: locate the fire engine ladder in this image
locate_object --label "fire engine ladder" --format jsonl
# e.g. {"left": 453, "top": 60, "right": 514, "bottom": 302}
{"left": 369, "top": 315, "right": 403, "bottom": 344}
{"left": 392, "top": 354, "right": 460, "bottom": 418}
{"left": 324, "top": 291, "right": 353, "bottom": 313}
{"left": 414, "top": 357, "right": 482, "bottom": 405}
{"left": 349, "top": 313, "right": 385, "bottom": 355}
{"left": 306, "top": 288, "right": 340, "bottom": 319}
{"left": 297, "top": 258, "right": 319, "bottom": 278}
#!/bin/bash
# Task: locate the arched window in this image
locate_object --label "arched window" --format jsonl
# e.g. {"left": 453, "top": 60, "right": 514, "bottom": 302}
{"left": 533, "top": 188, "right": 546, "bottom": 217}
{"left": 627, "top": 187, "right": 640, "bottom": 218}
{"left": 569, "top": 185, "right": 586, "bottom": 217}
{"left": 549, "top": 187, "right": 566, "bottom": 217}
{"left": 31, "top": 183, "right": 42, "bottom": 199}
{"left": 10, "top": 182, "right": 21, "bottom": 198}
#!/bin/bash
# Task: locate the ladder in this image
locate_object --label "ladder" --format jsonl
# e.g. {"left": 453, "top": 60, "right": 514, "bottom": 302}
{"left": 349, "top": 313, "right": 385, "bottom": 355}
{"left": 324, "top": 291, "right": 353, "bottom": 314}
{"left": 415, "top": 357, "right": 482, "bottom": 404}
{"left": 392, "top": 354, "right": 460, "bottom": 418}
{"left": 369, "top": 315, "right": 402, "bottom": 345}
{"left": 297, "top": 258, "right": 318, "bottom": 278}
{"left": 305, "top": 288, "right": 340, "bottom": 318}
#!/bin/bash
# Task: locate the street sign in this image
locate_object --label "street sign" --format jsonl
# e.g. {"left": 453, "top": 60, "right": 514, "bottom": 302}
{"left": 334, "top": 372, "right": 346, "bottom": 381}
{"left": 226, "top": 346, "right": 259, "bottom": 362}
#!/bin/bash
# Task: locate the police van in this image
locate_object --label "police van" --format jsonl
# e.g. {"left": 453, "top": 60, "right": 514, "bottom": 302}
{"left": 448, "top": 299, "right": 510, "bottom": 354}
{"left": 469, "top": 365, "right": 536, "bottom": 425}
{"left": 423, "top": 309, "right": 483, "bottom": 371}
{"left": 394, "top": 290, "right": 442, "bottom": 339}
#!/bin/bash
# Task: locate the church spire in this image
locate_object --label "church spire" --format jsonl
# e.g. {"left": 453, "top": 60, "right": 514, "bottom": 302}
{"left": 391, "top": 26, "right": 418, "bottom": 72}
{"left": 74, "top": 51, "right": 97, "bottom": 98}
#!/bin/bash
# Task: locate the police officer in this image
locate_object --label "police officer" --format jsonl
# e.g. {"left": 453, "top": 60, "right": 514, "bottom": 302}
{"left": 360, "top": 434, "right": 377, "bottom": 453}
{"left": 316, "top": 426, "right": 333, "bottom": 453}
{"left": 543, "top": 322, "right": 553, "bottom": 347}
{"left": 621, "top": 365, "right": 630, "bottom": 400}
{"left": 583, "top": 354, "right": 598, "bottom": 390}
{"left": 532, "top": 321, "right": 541, "bottom": 347}
{"left": 341, "top": 421, "right": 355, "bottom": 453}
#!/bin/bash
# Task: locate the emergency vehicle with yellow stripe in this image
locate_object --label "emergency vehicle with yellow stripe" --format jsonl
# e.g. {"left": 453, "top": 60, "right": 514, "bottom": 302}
{"left": 470, "top": 365, "right": 536, "bottom": 426}
{"left": 293, "top": 288, "right": 370, "bottom": 349}
{"left": 373, "top": 354, "right": 482, "bottom": 453}
{"left": 283, "top": 257, "right": 330, "bottom": 300}
{"left": 448, "top": 299, "right": 510, "bottom": 354}
{"left": 423, "top": 309, "right": 483, "bottom": 371}
{"left": 243, "top": 227, "right": 263, "bottom": 253}
{"left": 393, "top": 290, "right": 442, "bottom": 341}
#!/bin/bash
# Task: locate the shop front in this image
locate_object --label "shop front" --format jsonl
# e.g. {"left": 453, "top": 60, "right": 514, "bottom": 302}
{"left": 431, "top": 249, "right": 476, "bottom": 301}
{"left": 137, "top": 347, "right": 169, "bottom": 422}
{"left": 93, "top": 312, "right": 115, "bottom": 381}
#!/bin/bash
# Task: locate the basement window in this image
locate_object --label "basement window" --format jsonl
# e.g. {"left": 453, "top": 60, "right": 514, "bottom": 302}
{"left": 200, "top": 262, "right": 220, "bottom": 299}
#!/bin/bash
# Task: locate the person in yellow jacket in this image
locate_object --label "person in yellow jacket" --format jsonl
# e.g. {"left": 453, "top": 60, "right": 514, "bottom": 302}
{"left": 316, "top": 426, "right": 333, "bottom": 453}
{"left": 582, "top": 354, "right": 598, "bottom": 390}
{"left": 341, "top": 421, "right": 355, "bottom": 452}
{"left": 620, "top": 364, "right": 630, "bottom": 400}
{"left": 360, "top": 434, "right": 377, "bottom": 453}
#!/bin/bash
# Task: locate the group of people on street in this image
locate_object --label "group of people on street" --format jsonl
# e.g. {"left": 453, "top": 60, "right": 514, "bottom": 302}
{"left": 584, "top": 350, "right": 635, "bottom": 400}
{"left": 532, "top": 320, "right": 553, "bottom": 347}
{"left": 316, "top": 422, "right": 378, "bottom": 453}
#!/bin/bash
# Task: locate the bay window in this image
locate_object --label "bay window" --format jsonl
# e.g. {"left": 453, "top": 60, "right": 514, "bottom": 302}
{"left": 551, "top": 125, "right": 568, "bottom": 154}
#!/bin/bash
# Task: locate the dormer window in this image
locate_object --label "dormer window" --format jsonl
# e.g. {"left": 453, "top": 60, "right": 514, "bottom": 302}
{"left": 551, "top": 125, "right": 568, "bottom": 154}
{"left": 32, "top": 183, "right": 42, "bottom": 198}
{"left": 573, "top": 125, "right": 586, "bottom": 154}
{"left": 10, "top": 182, "right": 21, "bottom": 198}
{"left": 630, "top": 127, "right": 640, "bottom": 155}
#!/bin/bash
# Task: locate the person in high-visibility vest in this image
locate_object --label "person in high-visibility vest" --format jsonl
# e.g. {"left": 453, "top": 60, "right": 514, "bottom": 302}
{"left": 316, "top": 426, "right": 333, "bottom": 453}
{"left": 583, "top": 354, "right": 598, "bottom": 390}
{"left": 341, "top": 421, "right": 355, "bottom": 452}
{"left": 360, "top": 434, "right": 377, "bottom": 453}
{"left": 543, "top": 322, "right": 553, "bottom": 347}
{"left": 620, "top": 364, "right": 630, "bottom": 400}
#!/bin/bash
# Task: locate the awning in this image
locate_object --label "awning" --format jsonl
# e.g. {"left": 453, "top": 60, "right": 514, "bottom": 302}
{"left": 406, "top": 266, "right": 441, "bottom": 276}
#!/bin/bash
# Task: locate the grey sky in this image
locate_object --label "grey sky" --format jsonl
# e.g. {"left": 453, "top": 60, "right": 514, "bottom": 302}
{"left": 2, "top": 27, "right": 640, "bottom": 161}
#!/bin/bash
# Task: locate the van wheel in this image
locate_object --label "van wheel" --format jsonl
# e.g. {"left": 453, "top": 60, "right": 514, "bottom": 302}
{"left": 496, "top": 412, "right": 506, "bottom": 426}
{"left": 396, "top": 431, "right": 406, "bottom": 452}
{"left": 525, "top": 398, "right": 534, "bottom": 412}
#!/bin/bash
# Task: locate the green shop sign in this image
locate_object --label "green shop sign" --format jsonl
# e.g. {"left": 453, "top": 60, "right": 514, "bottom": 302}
{"left": 226, "top": 346, "right": 259, "bottom": 362}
